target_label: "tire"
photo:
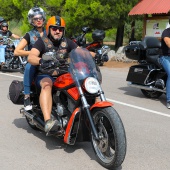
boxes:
[25,116,40,131]
[19,66,25,74]
[91,107,126,169]
[141,89,163,98]
[99,62,104,66]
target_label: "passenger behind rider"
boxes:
[0,22,20,39]
[27,15,78,135]
[14,6,46,111]
[160,21,170,109]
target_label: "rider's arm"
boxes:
[27,38,45,65]
[27,48,41,65]
[164,37,170,48]
[11,33,20,39]
[90,51,96,57]
[14,38,30,56]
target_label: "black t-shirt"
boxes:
[33,37,78,57]
[0,30,12,37]
[161,28,170,56]
[23,33,30,44]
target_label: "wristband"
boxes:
[39,58,43,65]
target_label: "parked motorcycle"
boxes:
[0,36,26,73]
[125,36,166,98]
[9,48,126,169]
[71,27,110,66]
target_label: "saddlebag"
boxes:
[126,64,157,85]
[8,80,24,105]
[124,44,146,61]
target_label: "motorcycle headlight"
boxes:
[84,77,100,94]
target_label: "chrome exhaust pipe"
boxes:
[127,82,166,93]
[20,108,45,131]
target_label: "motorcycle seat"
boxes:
[146,54,162,69]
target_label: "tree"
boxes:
[0,0,141,48]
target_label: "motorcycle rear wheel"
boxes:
[91,107,126,169]
[141,89,163,98]
[99,62,104,66]
[19,66,25,74]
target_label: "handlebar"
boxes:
[97,45,110,56]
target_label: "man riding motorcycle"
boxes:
[27,15,78,135]
[0,22,20,39]
[0,16,6,29]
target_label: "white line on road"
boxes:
[0,72,23,79]
[1,72,170,118]
[107,98,170,118]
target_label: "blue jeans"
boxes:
[159,56,170,102]
[24,63,37,95]
[0,45,6,63]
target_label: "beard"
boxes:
[49,33,63,43]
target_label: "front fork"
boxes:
[79,85,109,141]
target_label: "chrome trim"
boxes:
[143,69,161,85]
[127,82,166,93]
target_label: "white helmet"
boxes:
[27,6,46,26]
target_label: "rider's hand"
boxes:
[59,58,65,65]
[94,53,101,60]
[39,59,59,69]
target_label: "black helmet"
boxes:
[0,17,5,24]
[27,6,46,26]
[1,22,8,27]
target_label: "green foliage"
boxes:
[124,19,143,41]
[9,20,23,36]
[0,0,143,47]
[105,28,117,41]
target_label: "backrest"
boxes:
[139,36,161,68]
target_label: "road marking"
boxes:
[107,98,170,118]
[0,72,23,79]
[1,72,169,118]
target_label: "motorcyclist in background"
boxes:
[0,22,20,39]
[0,18,20,66]
[14,6,46,111]
[0,17,6,29]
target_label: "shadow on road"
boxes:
[119,86,167,107]
[0,68,21,73]
[13,117,98,162]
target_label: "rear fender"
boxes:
[90,101,113,110]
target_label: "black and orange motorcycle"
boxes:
[9,48,126,169]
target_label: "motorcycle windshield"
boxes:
[69,48,98,82]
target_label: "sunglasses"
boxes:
[51,26,64,32]
[33,16,43,21]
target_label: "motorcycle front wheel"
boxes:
[91,107,126,169]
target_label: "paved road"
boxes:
[0,66,170,170]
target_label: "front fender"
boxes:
[90,101,113,110]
